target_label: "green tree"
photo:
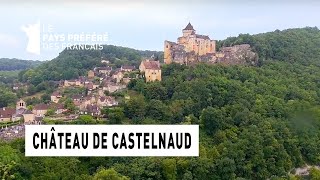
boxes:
[162,159,177,180]
[93,168,129,180]
[200,107,227,135]
[124,94,146,120]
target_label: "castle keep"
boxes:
[164,23,257,65]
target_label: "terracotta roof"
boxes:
[85,96,94,100]
[52,91,61,96]
[183,22,194,31]
[100,97,106,102]
[50,103,65,110]
[0,107,15,118]
[106,96,116,102]
[72,95,84,100]
[73,101,81,106]
[34,104,49,110]
[86,82,94,89]
[121,65,135,70]
[86,104,100,113]
[142,60,160,70]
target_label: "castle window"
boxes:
[166,45,168,48]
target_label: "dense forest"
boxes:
[1,27,320,179]
[0,58,42,71]
[217,26,320,65]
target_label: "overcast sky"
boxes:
[0,0,319,60]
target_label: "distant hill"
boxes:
[0,58,43,71]
[18,45,163,85]
[217,27,320,65]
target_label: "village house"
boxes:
[33,104,49,117]
[85,96,96,104]
[102,81,126,93]
[112,71,124,83]
[50,103,68,114]
[95,66,112,75]
[51,91,62,103]
[12,84,19,90]
[72,95,85,102]
[139,59,162,82]
[97,96,118,107]
[81,104,100,117]
[101,57,110,64]
[73,100,82,110]
[101,60,110,64]
[86,82,94,94]
[12,83,28,91]
[122,77,132,84]
[88,70,95,78]
[64,79,81,87]
[121,65,135,72]
[0,107,15,122]
[22,110,35,124]
[63,76,89,87]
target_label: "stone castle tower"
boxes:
[164,22,216,64]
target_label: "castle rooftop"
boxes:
[183,22,194,30]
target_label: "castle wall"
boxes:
[164,23,225,65]
[164,41,172,64]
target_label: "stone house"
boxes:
[102,82,125,93]
[22,110,35,124]
[112,71,124,83]
[33,104,49,117]
[121,65,135,72]
[95,66,112,75]
[51,91,62,103]
[97,96,118,107]
[82,104,100,117]
[88,70,95,78]
[50,103,68,114]
[0,107,15,122]
[139,59,161,82]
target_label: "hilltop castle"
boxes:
[164,23,257,65]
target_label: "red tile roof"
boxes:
[143,60,160,70]
[121,65,135,70]
[34,104,49,110]
[52,91,61,96]
[0,107,15,118]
